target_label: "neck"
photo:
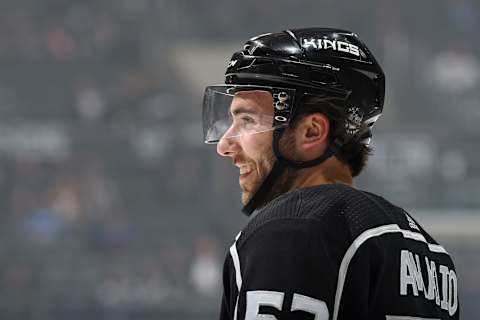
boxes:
[291,157,353,189]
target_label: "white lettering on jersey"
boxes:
[448,270,458,316]
[245,290,284,320]
[439,265,449,310]
[400,250,425,296]
[301,38,360,57]
[333,224,450,320]
[427,257,441,306]
[291,293,329,320]
[400,250,418,296]
[400,250,458,315]
[245,290,328,320]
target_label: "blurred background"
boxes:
[0,0,478,319]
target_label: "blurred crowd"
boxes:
[0,155,223,317]
[0,0,478,319]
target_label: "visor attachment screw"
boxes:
[274,91,289,110]
[275,101,287,110]
[278,91,289,101]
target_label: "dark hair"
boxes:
[292,95,373,177]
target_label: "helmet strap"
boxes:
[273,129,343,169]
[241,128,343,216]
[241,158,286,216]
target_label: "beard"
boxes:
[240,132,299,209]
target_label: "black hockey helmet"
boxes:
[203,28,385,215]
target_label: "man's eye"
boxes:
[240,116,255,125]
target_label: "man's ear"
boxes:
[295,113,330,151]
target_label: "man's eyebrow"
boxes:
[230,106,258,116]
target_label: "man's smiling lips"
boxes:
[239,166,252,175]
[239,172,253,187]
[236,164,254,185]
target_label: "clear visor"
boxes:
[202,85,292,144]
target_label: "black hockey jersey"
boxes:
[220,183,459,320]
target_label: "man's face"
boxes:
[216,90,277,204]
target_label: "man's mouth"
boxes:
[239,167,253,175]
[239,167,254,184]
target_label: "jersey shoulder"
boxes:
[238,183,426,248]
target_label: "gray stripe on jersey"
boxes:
[333,224,449,320]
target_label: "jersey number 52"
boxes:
[245,290,329,320]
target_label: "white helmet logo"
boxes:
[345,107,363,135]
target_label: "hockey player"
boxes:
[202,28,459,320]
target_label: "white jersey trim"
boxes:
[400,229,447,254]
[332,224,449,320]
[229,231,242,320]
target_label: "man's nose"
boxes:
[216,129,240,157]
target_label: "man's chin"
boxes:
[240,181,259,205]
[240,168,298,208]
[241,191,252,205]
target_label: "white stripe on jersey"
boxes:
[400,229,448,254]
[333,224,449,320]
[229,231,242,320]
